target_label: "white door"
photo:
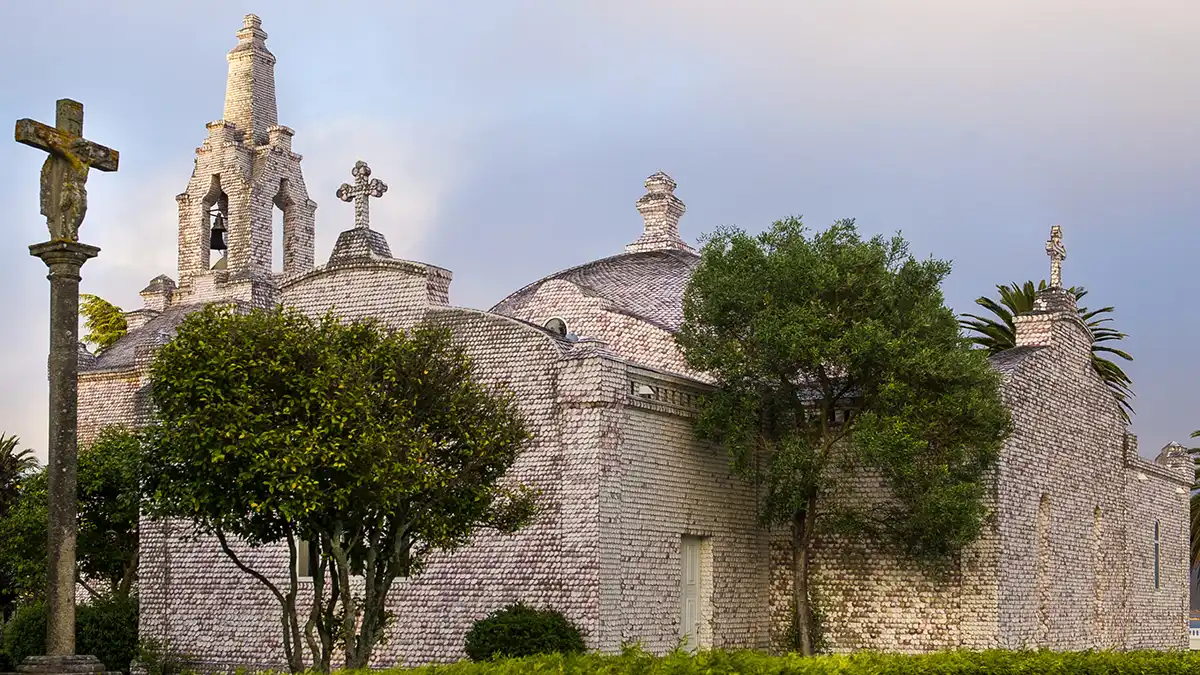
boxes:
[680,536,701,649]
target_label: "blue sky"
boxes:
[2,1,1197,462]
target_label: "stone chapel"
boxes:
[75,15,1192,670]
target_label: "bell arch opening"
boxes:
[201,174,229,272]
[273,179,294,276]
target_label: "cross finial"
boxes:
[336,161,387,229]
[1045,225,1066,288]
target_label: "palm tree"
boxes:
[0,434,37,519]
[959,280,1134,422]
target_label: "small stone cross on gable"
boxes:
[336,160,387,229]
[1045,225,1066,287]
[15,99,119,242]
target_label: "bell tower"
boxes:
[173,14,317,308]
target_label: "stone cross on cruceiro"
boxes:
[336,160,387,229]
[1045,225,1066,288]
[12,99,120,675]
[15,99,119,241]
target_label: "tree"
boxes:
[676,218,1011,655]
[0,427,143,604]
[959,281,1134,422]
[80,294,128,354]
[0,434,38,622]
[144,305,535,673]
[0,434,37,519]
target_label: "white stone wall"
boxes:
[607,365,769,652]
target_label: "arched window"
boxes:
[1153,520,1160,590]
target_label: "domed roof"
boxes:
[491,172,700,333]
[490,248,699,332]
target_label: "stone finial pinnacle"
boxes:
[626,171,694,254]
[1046,225,1066,288]
[243,13,262,29]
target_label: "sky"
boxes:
[1,1,1197,463]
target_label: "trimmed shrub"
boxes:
[78,596,138,674]
[137,637,198,675]
[463,602,586,661]
[1,597,137,674]
[0,601,44,670]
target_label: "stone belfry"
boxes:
[173,14,316,307]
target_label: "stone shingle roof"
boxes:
[490,248,700,332]
[988,345,1044,377]
[81,302,218,373]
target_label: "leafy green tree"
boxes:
[959,281,1134,422]
[80,294,128,354]
[0,427,143,604]
[0,434,38,622]
[676,218,1011,655]
[144,306,535,673]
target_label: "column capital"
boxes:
[29,240,100,276]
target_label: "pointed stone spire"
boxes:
[223,14,278,146]
[626,172,695,254]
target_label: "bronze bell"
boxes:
[209,212,228,251]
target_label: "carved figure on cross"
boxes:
[1045,225,1066,288]
[336,160,387,229]
[15,99,119,242]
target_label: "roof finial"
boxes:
[625,171,694,254]
[1045,225,1066,288]
[336,160,388,229]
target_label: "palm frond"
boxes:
[959,279,1134,423]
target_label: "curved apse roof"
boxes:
[491,171,700,333]
[490,248,700,333]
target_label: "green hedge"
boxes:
[0,597,138,674]
[388,646,1200,674]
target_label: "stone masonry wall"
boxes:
[610,365,769,652]
[1123,456,1190,649]
[992,300,1188,651]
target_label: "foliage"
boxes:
[1,597,138,674]
[0,434,37,519]
[0,426,143,603]
[463,602,586,662]
[960,280,1134,422]
[676,218,1011,654]
[137,637,199,675]
[80,293,128,354]
[0,434,38,621]
[343,647,1200,674]
[144,305,536,673]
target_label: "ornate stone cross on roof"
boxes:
[1045,225,1066,287]
[15,99,119,242]
[336,160,387,229]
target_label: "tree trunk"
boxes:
[791,498,818,656]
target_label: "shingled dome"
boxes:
[491,171,699,333]
[490,248,699,332]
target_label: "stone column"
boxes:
[23,240,112,674]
